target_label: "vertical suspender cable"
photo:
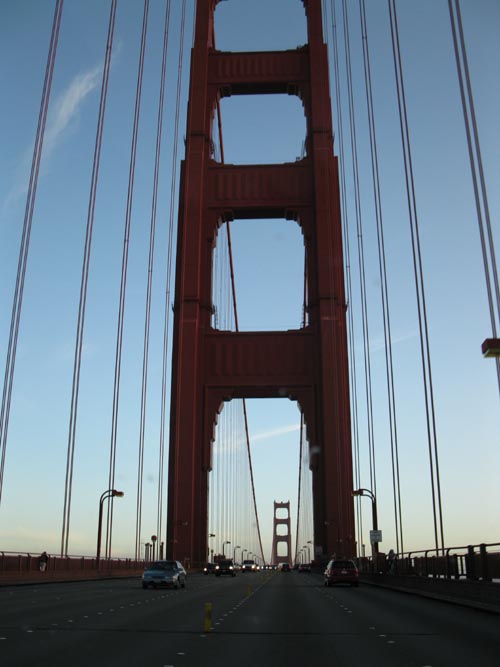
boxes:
[135,0,170,559]
[106,0,149,559]
[61,0,117,556]
[329,0,363,555]
[154,0,172,560]
[62,3,117,556]
[388,0,445,555]
[320,0,346,537]
[448,0,500,395]
[160,0,187,547]
[0,0,64,508]
[341,0,377,500]
[359,0,403,554]
[135,0,172,561]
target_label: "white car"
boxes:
[142,560,187,589]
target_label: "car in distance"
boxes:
[142,560,187,589]
[278,562,291,572]
[241,559,257,572]
[324,559,359,587]
[298,563,311,573]
[215,559,236,576]
[203,563,216,575]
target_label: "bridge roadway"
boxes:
[1,571,498,666]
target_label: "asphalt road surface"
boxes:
[1,571,498,666]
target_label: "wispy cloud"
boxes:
[369,329,418,353]
[2,63,102,213]
[214,422,303,457]
[250,423,302,443]
[44,65,102,157]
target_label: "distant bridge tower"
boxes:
[167,0,355,567]
[271,501,292,566]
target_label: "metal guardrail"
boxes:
[0,550,146,576]
[357,542,500,582]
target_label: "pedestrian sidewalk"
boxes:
[361,573,500,614]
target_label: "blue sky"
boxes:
[0,0,499,561]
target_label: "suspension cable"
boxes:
[61,0,117,556]
[160,0,188,551]
[329,0,363,555]
[154,0,173,561]
[359,0,403,554]
[341,0,377,500]
[0,0,64,509]
[448,0,500,395]
[388,0,445,555]
[106,0,150,559]
[134,0,172,561]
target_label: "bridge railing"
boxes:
[357,542,500,581]
[0,551,146,581]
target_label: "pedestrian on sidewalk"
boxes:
[39,551,49,572]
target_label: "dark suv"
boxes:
[324,559,359,587]
[215,559,236,576]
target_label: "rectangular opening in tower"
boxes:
[212,218,308,332]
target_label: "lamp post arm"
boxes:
[96,489,123,565]
[96,493,110,564]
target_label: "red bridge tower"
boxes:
[167,0,354,567]
[271,501,292,566]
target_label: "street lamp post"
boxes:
[96,489,124,565]
[208,533,215,562]
[233,545,241,563]
[241,549,247,561]
[353,488,379,559]
[222,540,231,557]
[303,544,311,563]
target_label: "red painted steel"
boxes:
[167,0,354,567]
[271,501,292,566]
